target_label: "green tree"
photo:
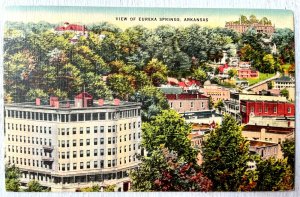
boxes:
[228,69,237,79]
[5,164,21,192]
[107,74,134,100]
[104,184,116,192]
[130,110,211,191]
[280,88,289,99]
[201,114,250,191]
[143,59,168,86]
[80,185,101,192]
[129,86,169,122]
[192,67,207,84]
[255,157,293,191]
[281,138,295,173]
[25,180,43,192]
[214,100,224,112]
[142,110,197,162]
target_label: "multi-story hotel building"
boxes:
[225,22,275,35]
[4,92,142,192]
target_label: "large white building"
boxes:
[4,92,142,191]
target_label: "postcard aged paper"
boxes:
[1,3,297,195]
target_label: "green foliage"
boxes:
[280,88,289,99]
[142,110,197,162]
[255,157,293,191]
[143,58,168,86]
[201,114,250,191]
[214,100,224,111]
[104,184,116,192]
[131,110,212,191]
[192,67,207,84]
[5,164,21,192]
[80,184,101,192]
[25,180,43,192]
[281,138,295,172]
[228,69,237,78]
[107,74,134,100]
[129,86,169,121]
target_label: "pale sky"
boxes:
[4,6,294,30]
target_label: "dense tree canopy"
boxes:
[201,114,250,191]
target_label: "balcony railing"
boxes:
[42,157,54,162]
[43,145,54,151]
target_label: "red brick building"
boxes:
[165,93,209,113]
[238,68,259,79]
[225,22,275,35]
[240,100,295,124]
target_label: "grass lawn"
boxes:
[245,72,276,86]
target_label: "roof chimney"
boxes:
[36,98,41,106]
[114,99,120,106]
[98,99,104,106]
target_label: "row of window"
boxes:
[7,124,51,134]
[58,133,141,147]
[57,122,141,135]
[8,157,52,169]
[7,146,50,157]
[170,101,206,108]
[6,109,141,122]
[58,156,136,171]
[58,144,140,159]
[7,135,52,146]
[249,106,292,113]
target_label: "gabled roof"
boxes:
[55,23,87,32]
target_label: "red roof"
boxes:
[75,92,93,99]
[178,81,186,87]
[55,23,87,32]
[219,64,229,73]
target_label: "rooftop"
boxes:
[239,94,287,102]
[242,124,294,134]
[5,100,141,111]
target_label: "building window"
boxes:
[100,126,104,133]
[86,162,90,169]
[108,137,111,144]
[94,138,98,145]
[251,107,254,112]
[73,163,77,170]
[94,149,98,156]
[94,161,98,168]
[274,106,277,113]
[100,149,104,156]
[86,127,90,134]
[80,127,83,134]
[265,106,268,113]
[287,107,291,113]
[108,126,112,133]
[72,127,76,134]
[80,150,83,157]
[94,126,98,133]
[86,150,90,157]
[80,139,83,146]
[108,148,111,155]
[100,138,104,144]
[191,102,194,108]
[86,139,90,146]
[80,162,84,169]
[73,151,77,158]
[73,139,76,147]
[108,160,111,167]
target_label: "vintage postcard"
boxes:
[3,6,295,192]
